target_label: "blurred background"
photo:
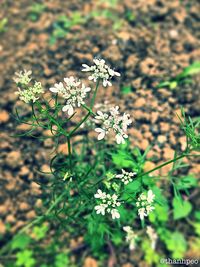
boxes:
[0,0,200,266]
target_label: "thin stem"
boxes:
[31,102,40,126]
[92,153,195,187]
[0,191,67,255]
[20,191,67,234]
[90,79,100,109]
[82,104,95,116]
[69,111,91,136]
[67,136,72,171]
[137,153,188,178]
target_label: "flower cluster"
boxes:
[94,189,121,219]
[95,106,132,144]
[146,226,158,250]
[116,169,137,185]
[123,226,138,250]
[49,76,90,115]
[136,190,155,220]
[82,58,120,87]
[14,70,44,103]
[13,69,32,85]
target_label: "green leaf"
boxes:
[193,223,200,236]
[111,231,123,245]
[55,253,70,267]
[11,233,31,250]
[0,18,8,33]
[125,180,141,193]
[118,205,137,223]
[33,224,48,240]
[173,198,192,220]
[179,61,200,78]
[112,150,135,168]
[121,180,141,201]
[195,211,200,221]
[149,203,169,223]
[164,232,187,258]
[157,81,171,88]
[176,175,197,190]
[169,81,177,89]
[16,250,35,267]
[152,187,168,206]
[121,85,132,94]
[142,240,160,264]
[86,215,109,251]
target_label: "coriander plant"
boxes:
[2,58,199,265]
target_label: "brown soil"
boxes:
[0,0,200,266]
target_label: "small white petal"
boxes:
[49,87,59,93]
[62,105,74,116]
[98,132,106,140]
[114,71,120,76]
[102,80,108,87]
[88,76,94,80]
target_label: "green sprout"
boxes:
[0,18,8,33]
[157,61,200,90]
[28,3,46,21]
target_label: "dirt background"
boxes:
[0,0,200,266]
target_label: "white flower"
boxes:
[111,209,120,219]
[82,58,120,87]
[49,82,64,93]
[123,226,138,250]
[146,226,158,250]
[94,189,121,220]
[147,190,155,203]
[13,70,32,85]
[95,204,107,215]
[116,169,137,185]
[138,208,146,220]
[62,104,74,116]
[95,128,107,140]
[136,190,155,220]
[49,76,90,116]
[14,70,44,103]
[146,205,155,213]
[94,106,132,144]
[94,189,107,199]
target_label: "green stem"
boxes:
[19,191,67,234]
[0,191,67,255]
[69,111,91,136]
[82,104,95,116]
[137,153,188,178]
[67,136,72,171]
[92,153,192,187]
[31,102,40,126]
[90,79,100,109]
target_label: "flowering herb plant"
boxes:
[2,58,199,266]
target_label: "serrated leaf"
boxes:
[16,250,35,267]
[33,224,48,240]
